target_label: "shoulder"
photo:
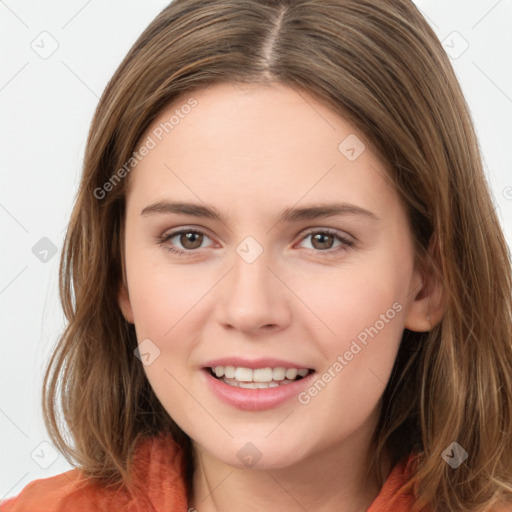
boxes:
[367,450,512,512]
[1,432,188,512]
[367,452,417,512]
[0,468,123,512]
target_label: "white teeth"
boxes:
[285,368,298,380]
[238,382,257,389]
[221,378,294,388]
[253,367,273,382]
[224,365,236,379]
[210,365,311,386]
[272,367,286,381]
[234,367,253,382]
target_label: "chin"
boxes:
[200,437,311,471]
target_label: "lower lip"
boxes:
[202,369,316,411]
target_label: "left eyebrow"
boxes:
[140,200,379,223]
[279,203,379,222]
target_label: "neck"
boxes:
[190,418,392,512]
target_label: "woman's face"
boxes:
[119,82,430,469]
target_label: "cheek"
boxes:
[125,245,212,337]
[302,251,409,345]
[126,259,204,421]
[300,248,409,394]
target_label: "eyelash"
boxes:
[157,227,355,258]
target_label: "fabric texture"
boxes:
[1,433,417,511]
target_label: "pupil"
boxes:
[313,233,332,249]
[182,232,202,249]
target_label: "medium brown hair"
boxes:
[43,0,512,510]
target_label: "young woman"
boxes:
[3,0,512,511]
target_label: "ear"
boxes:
[404,261,445,333]
[118,281,135,324]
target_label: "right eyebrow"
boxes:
[141,201,228,222]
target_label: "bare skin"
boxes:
[118,82,443,512]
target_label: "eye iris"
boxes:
[312,233,333,250]
[181,231,203,250]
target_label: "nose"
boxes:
[216,248,292,334]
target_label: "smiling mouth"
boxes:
[207,366,315,388]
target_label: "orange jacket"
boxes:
[1,433,417,511]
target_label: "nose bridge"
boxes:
[217,237,290,332]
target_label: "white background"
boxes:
[1,0,511,500]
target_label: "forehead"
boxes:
[126,82,398,219]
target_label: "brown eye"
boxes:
[159,228,213,256]
[298,229,354,255]
[179,231,204,250]
[310,232,335,250]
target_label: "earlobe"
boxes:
[118,282,135,324]
[404,266,445,332]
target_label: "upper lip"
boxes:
[202,357,314,370]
